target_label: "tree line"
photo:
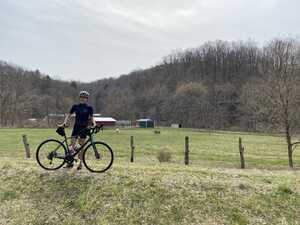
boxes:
[1,39,300,131]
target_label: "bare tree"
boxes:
[241,39,300,167]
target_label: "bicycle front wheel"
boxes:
[36,139,66,170]
[83,141,114,173]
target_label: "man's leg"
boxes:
[64,137,77,168]
[70,126,79,155]
[77,137,86,169]
[70,137,76,147]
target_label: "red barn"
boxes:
[94,117,117,126]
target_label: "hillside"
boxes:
[1,39,300,133]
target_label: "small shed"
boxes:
[137,119,154,128]
[94,117,117,126]
[171,124,179,128]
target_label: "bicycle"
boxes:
[36,125,114,173]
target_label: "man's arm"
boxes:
[59,105,75,127]
[63,113,72,126]
[90,115,96,127]
[58,113,72,127]
[89,107,96,127]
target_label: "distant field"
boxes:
[0,127,299,169]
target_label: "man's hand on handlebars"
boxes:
[90,124,104,134]
[57,122,69,128]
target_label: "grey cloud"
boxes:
[0,0,299,81]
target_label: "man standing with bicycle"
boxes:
[60,90,96,170]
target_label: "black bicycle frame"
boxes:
[61,134,92,156]
[51,126,101,160]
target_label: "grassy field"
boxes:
[0,127,299,169]
[1,128,300,225]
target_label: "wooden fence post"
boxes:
[22,135,30,158]
[130,136,135,162]
[185,136,189,165]
[239,137,245,169]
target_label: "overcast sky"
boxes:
[0,0,299,81]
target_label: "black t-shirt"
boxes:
[70,103,93,126]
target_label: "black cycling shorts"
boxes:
[71,125,88,139]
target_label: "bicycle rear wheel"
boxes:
[83,141,114,173]
[36,139,66,170]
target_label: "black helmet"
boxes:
[79,90,90,98]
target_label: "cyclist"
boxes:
[60,90,96,170]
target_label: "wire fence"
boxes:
[0,127,299,170]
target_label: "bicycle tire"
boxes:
[83,141,114,173]
[36,139,67,170]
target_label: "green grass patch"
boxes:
[1,128,300,224]
[0,127,298,169]
[1,160,300,225]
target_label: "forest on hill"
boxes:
[1,38,300,132]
